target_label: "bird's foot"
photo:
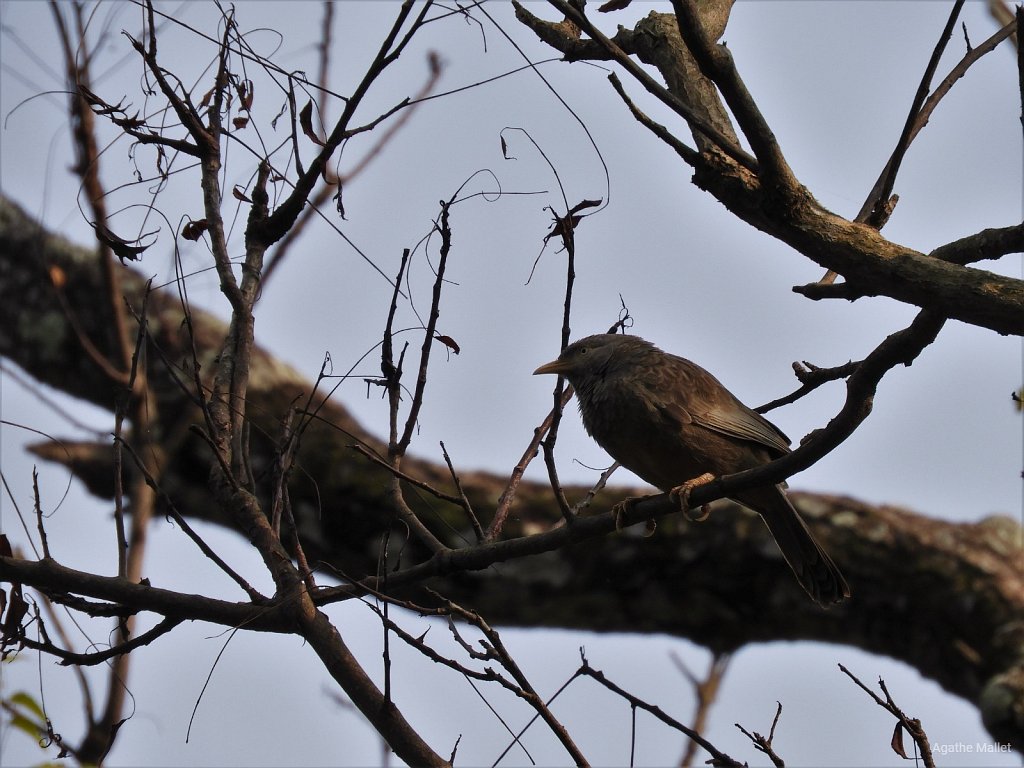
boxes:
[612,496,640,531]
[612,494,661,531]
[685,504,712,522]
[669,472,716,521]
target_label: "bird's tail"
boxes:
[735,485,850,607]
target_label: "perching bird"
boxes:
[533,333,850,607]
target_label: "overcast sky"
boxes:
[1,1,1021,766]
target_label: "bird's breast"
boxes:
[576,378,706,491]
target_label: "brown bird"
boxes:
[534,333,850,606]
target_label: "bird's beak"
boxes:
[533,359,568,376]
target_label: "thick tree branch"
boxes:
[1,197,1021,748]
[516,1,754,168]
[518,6,1023,335]
[928,223,1024,266]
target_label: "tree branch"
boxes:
[1,198,1022,749]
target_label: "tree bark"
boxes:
[1,195,1022,748]
[513,4,1024,336]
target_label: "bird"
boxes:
[533,332,850,607]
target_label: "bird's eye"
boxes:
[579,347,588,355]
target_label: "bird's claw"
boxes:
[684,504,711,522]
[669,472,716,521]
[611,496,638,531]
[612,494,661,531]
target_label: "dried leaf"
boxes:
[112,112,145,130]
[90,221,155,263]
[569,198,602,215]
[233,116,249,130]
[199,85,216,109]
[232,186,252,204]
[1,582,27,650]
[543,214,583,245]
[236,78,254,112]
[299,100,325,147]
[181,218,209,241]
[500,135,514,160]
[598,0,633,10]
[890,722,909,759]
[0,533,11,558]
[435,334,460,354]
[78,84,105,108]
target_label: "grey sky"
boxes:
[0,1,1020,765]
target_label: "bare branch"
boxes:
[735,701,786,768]
[522,0,756,170]
[858,1,966,227]
[669,0,797,192]
[18,616,182,667]
[840,664,936,768]
[578,651,743,767]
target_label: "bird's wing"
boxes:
[694,405,791,456]
[649,354,791,456]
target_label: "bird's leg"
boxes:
[669,472,716,522]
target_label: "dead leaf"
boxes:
[333,187,346,219]
[598,0,633,10]
[90,221,156,263]
[1,582,27,653]
[299,100,325,146]
[235,78,254,112]
[435,334,461,354]
[233,116,249,130]
[232,186,252,204]
[890,722,909,759]
[181,219,209,241]
[569,198,602,215]
[543,214,583,246]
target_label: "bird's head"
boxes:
[533,333,653,386]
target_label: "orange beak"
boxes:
[533,359,569,376]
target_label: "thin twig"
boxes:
[439,441,484,542]
[578,651,743,768]
[487,384,573,541]
[117,437,266,602]
[351,444,462,506]
[672,650,732,768]
[735,701,785,767]
[31,469,51,560]
[569,460,620,517]
[859,0,966,228]
[19,617,182,667]
[756,360,861,415]
[839,664,935,768]
[361,591,590,765]
[608,73,699,165]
